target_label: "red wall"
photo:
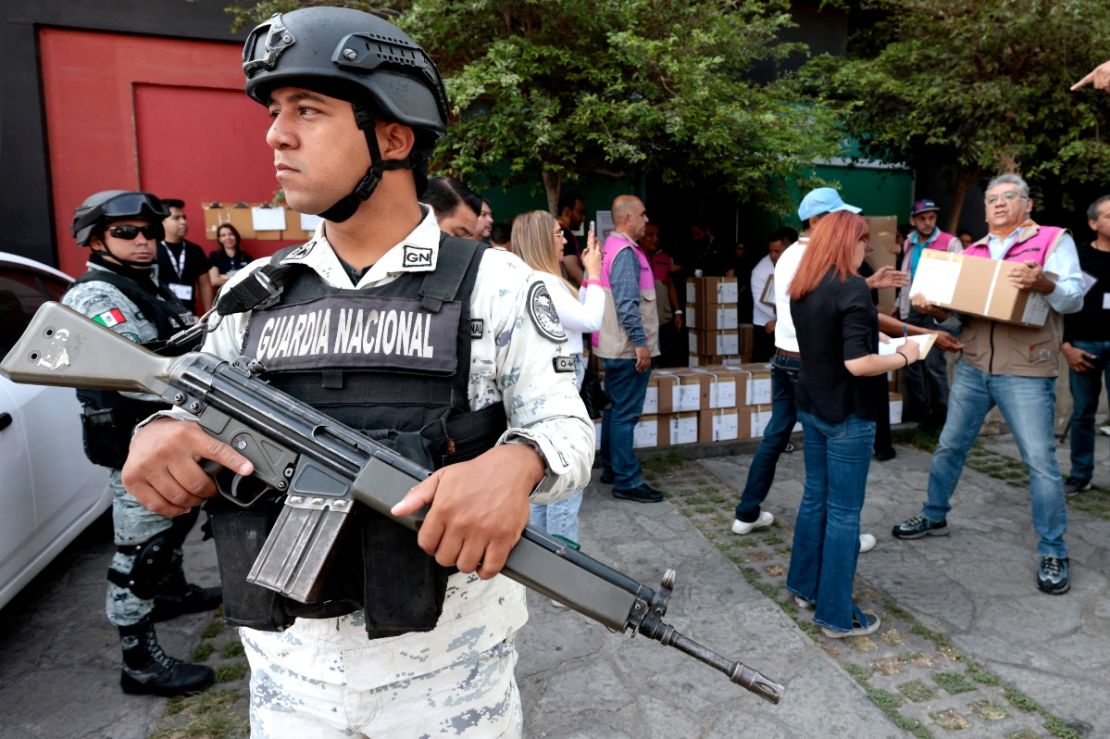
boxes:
[39,28,298,278]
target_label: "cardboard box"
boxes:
[689,330,740,356]
[864,216,899,316]
[688,304,739,331]
[649,371,700,413]
[688,354,742,368]
[686,277,739,306]
[669,412,699,445]
[739,324,754,362]
[633,415,669,449]
[889,392,903,425]
[740,363,772,405]
[692,365,749,409]
[911,249,1049,326]
[698,408,740,442]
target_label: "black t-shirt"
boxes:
[1064,243,1110,343]
[793,270,885,423]
[561,227,581,260]
[208,249,253,277]
[157,240,209,302]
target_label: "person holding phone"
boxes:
[512,211,604,546]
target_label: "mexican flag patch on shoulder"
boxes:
[93,308,127,327]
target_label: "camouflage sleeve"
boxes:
[472,251,594,504]
[62,277,162,402]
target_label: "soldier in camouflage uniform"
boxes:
[64,190,220,696]
[121,7,593,737]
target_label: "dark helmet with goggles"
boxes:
[241,7,449,220]
[72,190,168,247]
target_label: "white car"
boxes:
[0,252,111,610]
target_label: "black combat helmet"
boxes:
[71,190,168,247]
[241,7,450,220]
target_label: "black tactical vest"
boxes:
[209,235,507,638]
[69,267,197,467]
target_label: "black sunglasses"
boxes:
[106,224,161,240]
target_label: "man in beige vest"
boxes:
[596,195,663,503]
[892,174,1084,595]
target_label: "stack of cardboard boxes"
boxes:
[686,277,748,365]
[593,363,790,449]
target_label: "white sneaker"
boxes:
[859,533,877,553]
[1099,425,1110,437]
[550,598,567,609]
[731,511,774,535]
[793,595,814,610]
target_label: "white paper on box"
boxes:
[251,206,287,231]
[715,333,739,355]
[688,354,700,368]
[711,380,736,408]
[594,420,602,450]
[676,383,701,412]
[642,386,658,415]
[889,399,903,425]
[749,408,770,438]
[713,412,739,441]
[670,415,698,444]
[686,281,696,305]
[688,332,698,353]
[911,255,961,304]
[716,281,739,303]
[633,419,658,448]
[748,376,772,405]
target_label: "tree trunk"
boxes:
[946,164,981,233]
[542,170,561,215]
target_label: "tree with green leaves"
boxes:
[229,0,839,215]
[804,0,1110,229]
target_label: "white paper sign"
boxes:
[595,210,615,241]
[251,206,287,231]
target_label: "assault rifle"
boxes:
[2,302,784,704]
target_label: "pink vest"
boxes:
[963,226,1062,266]
[600,234,655,291]
[595,233,660,357]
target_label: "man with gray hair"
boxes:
[893,174,1084,595]
[1059,194,1110,496]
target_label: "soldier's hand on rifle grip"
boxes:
[123,417,254,517]
[392,443,543,579]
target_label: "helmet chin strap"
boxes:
[318,103,414,223]
[94,243,155,272]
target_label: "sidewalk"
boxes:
[0,430,1106,737]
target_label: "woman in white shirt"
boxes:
[513,210,604,545]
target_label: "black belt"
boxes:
[775,348,801,359]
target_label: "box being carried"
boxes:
[910,250,1050,326]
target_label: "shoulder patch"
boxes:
[402,243,434,269]
[469,318,484,339]
[92,308,127,328]
[552,355,576,373]
[527,282,567,343]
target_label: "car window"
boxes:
[0,268,57,356]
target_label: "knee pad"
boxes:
[109,531,176,599]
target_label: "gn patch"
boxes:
[527,282,567,343]
[469,319,484,339]
[402,244,434,269]
[552,355,576,373]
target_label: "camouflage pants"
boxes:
[242,616,523,737]
[105,469,175,627]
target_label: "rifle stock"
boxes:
[1,302,784,704]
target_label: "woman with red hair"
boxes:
[786,211,922,637]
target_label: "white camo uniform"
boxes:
[187,207,594,737]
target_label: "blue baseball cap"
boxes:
[797,187,861,222]
[910,198,939,216]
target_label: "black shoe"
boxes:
[891,514,949,539]
[119,620,214,697]
[612,484,664,503]
[874,447,897,462]
[151,584,222,623]
[599,472,614,485]
[1063,477,1091,496]
[1036,556,1070,595]
[783,442,795,454]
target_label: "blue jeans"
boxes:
[923,361,1067,558]
[1068,340,1110,481]
[786,411,875,633]
[600,358,652,489]
[734,352,800,522]
[531,354,586,541]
